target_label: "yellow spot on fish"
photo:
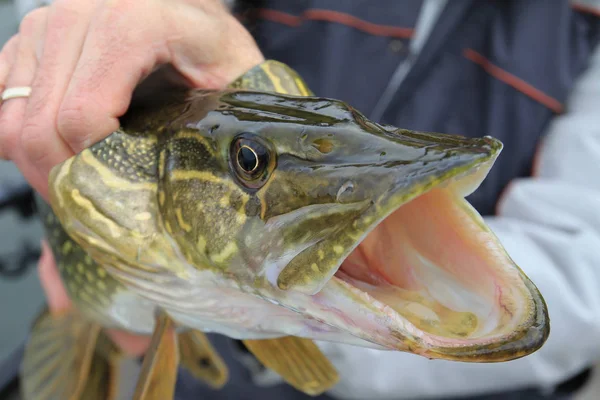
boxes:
[318,250,325,260]
[135,212,152,221]
[210,242,238,263]
[311,263,319,272]
[197,236,207,253]
[159,191,165,206]
[97,281,107,291]
[165,221,173,234]
[304,275,312,284]
[84,284,95,294]
[219,195,230,207]
[235,211,247,225]
[333,245,344,254]
[86,271,94,282]
[77,263,85,273]
[79,291,92,303]
[175,208,192,232]
[61,241,72,255]
[97,268,106,278]
[131,229,144,239]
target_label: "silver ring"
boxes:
[1,86,33,102]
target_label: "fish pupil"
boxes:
[238,146,259,172]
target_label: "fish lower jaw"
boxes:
[321,187,549,362]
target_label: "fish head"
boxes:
[156,90,549,362]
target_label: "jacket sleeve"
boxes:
[315,39,600,400]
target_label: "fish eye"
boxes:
[230,133,275,190]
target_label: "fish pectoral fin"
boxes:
[133,310,179,400]
[178,330,229,389]
[242,336,339,396]
[20,307,103,400]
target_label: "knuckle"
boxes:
[0,35,18,58]
[19,7,48,36]
[103,0,137,17]
[50,0,86,30]
[20,120,49,164]
[57,99,93,150]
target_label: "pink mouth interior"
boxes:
[334,188,527,341]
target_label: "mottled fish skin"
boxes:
[37,198,126,329]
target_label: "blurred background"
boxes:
[1,0,600,399]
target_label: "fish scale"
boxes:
[38,199,126,328]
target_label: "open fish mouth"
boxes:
[330,190,549,362]
[274,135,549,363]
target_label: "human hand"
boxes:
[5,0,263,357]
[0,0,264,201]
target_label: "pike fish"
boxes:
[21,60,549,399]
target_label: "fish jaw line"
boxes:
[269,151,549,362]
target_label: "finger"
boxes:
[0,35,19,159]
[57,0,263,155]
[0,8,47,165]
[38,240,72,313]
[56,0,167,155]
[0,35,19,94]
[20,1,98,184]
[164,3,264,88]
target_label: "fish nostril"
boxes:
[336,181,355,202]
[312,138,334,154]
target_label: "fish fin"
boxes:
[79,339,121,400]
[133,310,179,400]
[242,336,339,396]
[178,330,229,389]
[20,307,102,400]
[80,330,123,400]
